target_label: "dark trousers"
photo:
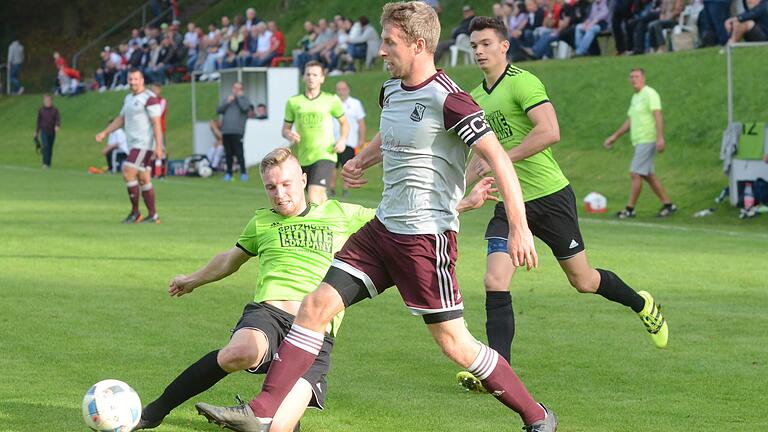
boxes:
[633,11,661,54]
[703,1,730,45]
[10,64,22,93]
[612,0,636,53]
[222,133,246,175]
[648,19,677,48]
[106,148,128,173]
[40,131,55,167]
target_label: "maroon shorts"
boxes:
[124,148,155,172]
[328,217,463,321]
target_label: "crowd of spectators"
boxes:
[44,0,765,95]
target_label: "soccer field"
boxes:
[1,166,766,431]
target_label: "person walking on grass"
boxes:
[604,68,677,218]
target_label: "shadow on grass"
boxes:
[0,400,208,431]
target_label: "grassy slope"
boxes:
[2,47,766,225]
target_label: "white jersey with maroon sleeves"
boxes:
[120,89,163,151]
[375,70,494,235]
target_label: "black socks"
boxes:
[485,291,515,363]
[596,269,645,313]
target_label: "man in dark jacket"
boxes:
[216,82,252,182]
[726,0,768,42]
[434,4,476,64]
[35,94,61,168]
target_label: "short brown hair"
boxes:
[260,147,299,174]
[468,16,509,41]
[630,68,646,76]
[381,1,441,53]
[304,60,325,75]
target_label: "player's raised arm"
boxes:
[342,132,382,188]
[168,247,251,297]
[473,134,538,270]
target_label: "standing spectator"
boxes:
[221,16,234,36]
[330,80,365,198]
[612,0,637,55]
[346,16,381,70]
[434,5,476,65]
[574,0,609,55]
[647,0,686,51]
[603,68,677,218]
[35,94,60,168]
[184,23,199,71]
[725,0,768,43]
[145,39,162,82]
[95,69,165,224]
[217,82,252,182]
[8,38,25,94]
[245,7,262,30]
[701,0,731,45]
[101,119,129,174]
[282,61,348,204]
[129,29,143,48]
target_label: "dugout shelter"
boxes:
[190,67,299,167]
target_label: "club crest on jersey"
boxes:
[410,103,426,122]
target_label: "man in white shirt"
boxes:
[102,122,128,173]
[331,81,366,197]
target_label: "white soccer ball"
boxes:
[82,379,142,431]
[583,191,608,213]
[198,165,213,178]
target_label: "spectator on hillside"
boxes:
[57,65,81,95]
[647,0,686,52]
[560,0,593,49]
[128,41,145,69]
[523,0,546,46]
[8,38,25,95]
[145,39,162,82]
[129,28,143,48]
[293,18,335,72]
[239,25,261,66]
[434,5,476,65]
[245,7,262,30]
[346,16,380,70]
[221,47,239,69]
[297,20,317,52]
[221,16,234,36]
[53,51,67,91]
[207,23,220,40]
[148,36,177,83]
[701,0,731,45]
[629,0,667,54]
[229,26,247,55]
[327,18,353,73]
[267,21,286,63]
[95,49,117,91]
[726,0,768,42]
[35,94,60,168]
[574,0,609,55]
[253,22,276,66]
[102,118,128,174]
[612,0,637,55]
[184,22,199,71]
[529,0,574,58]
[168,21,183,49]
[506,1,531,61]
[423,0,443,14]
[493,2,506,19]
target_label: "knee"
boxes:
[436,337,473,367]
[298,289,337,326]
[568,272,598,293]
[484,272,509,292]
[218,343,261,371]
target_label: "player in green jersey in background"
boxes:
[283,61,349,205]
[456,16,669,393]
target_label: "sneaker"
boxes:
[240,173,249,182]
[223,174,232,182]
[616,207,636,219]
[122,213,143,224]
[131,416,162,430]
[657,203,678,217]
[456,371,487,393]
[523,404,558,432]
[637,290,669,348]
[195,395,271,432]
[140,214,160,224]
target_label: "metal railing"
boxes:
[71,1,180,69]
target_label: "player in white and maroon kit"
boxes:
[195,3,557,432]
[96,68,164,224]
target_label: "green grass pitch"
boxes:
[0,164,766,431]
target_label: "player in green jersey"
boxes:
[283,60,349,205]
[456,16,669,393]
[134,148,498,431]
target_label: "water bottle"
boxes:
[743,182,755,209]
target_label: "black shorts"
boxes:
[485,185,585,260]
[302,160,335,188]
[232,302,334,409]
[745,24,768,42]
[336,146,356,168]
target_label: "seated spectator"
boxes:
[184,22,199,71]
[327,18,353,74]
[559,0,593,50]
[253,22,277,66]
[221,47,239,69]
[293,18,335,72]
[574,0,610,55]
[529,0,574,58]
[101,119,128,174]
[726,0,768,42]
[346,16,380,70]
[254,103,267,119]
[239,25,261,66]
[220,16,234,37]
[147,36,177,83]
[267,21,286,63]
[144,39,162,82]
[245,7,262,30]
[701,0,731,45]
[493,2,506,19]
[129,28,143,48]
[434,5,476,65]
[523,0,546,46]
[57,65,81,95]
[506,1,530,61]
[630,0,666,54]
[229,26,247,55]
[647,0,686,52]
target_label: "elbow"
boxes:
[549,129,561,144]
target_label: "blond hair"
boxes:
[381,1,441,53]
[260,147,299,174]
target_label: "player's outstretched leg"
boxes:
[133,350,229,430]
[431,318,557,431]
[560,253,668,348]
